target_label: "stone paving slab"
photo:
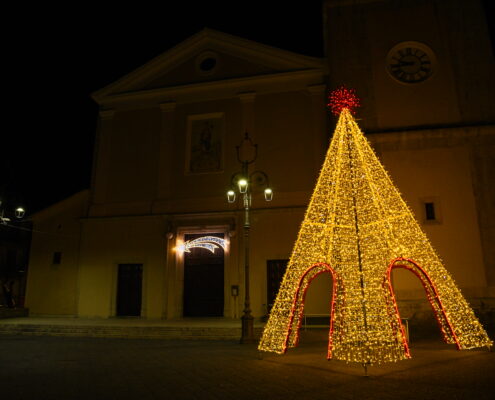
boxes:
[0,331,493,400]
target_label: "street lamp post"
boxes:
[0,198,27,309]
[227,132,273,344]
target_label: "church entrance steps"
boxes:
[0,317,264,340]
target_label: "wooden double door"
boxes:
[183,233,224,317]
[116,263,143,317]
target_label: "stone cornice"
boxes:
[237,92,256,103]
[99,110,115,120]
[368,124,495,151]
[95,69,327,108]
[325,0,385,7]
[82,205,307,222]
[159,102,177,112]
[307,83,327,95]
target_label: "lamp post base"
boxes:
[240,314,256,344]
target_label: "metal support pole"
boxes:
[230,133,270,345]
[241,191,255,343]
[362,363,369,377]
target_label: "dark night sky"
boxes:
[2,2,494,215]
[2,2,325,215]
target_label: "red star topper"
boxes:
[327,86,360,116]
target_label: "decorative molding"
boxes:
[185,112,225,175]
[159,102,176,112]
[325,0,383,7]
[195,51,220,76]
[99,110,115,120]
[368,124,495,150]
[307,84,327,95]
[96,69,327,108]
[238,92,256,103]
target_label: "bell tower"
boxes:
[323,0,495,319]
[323,0,495,131]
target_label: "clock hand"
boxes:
[399,61,416,66]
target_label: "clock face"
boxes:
[387,42,435,84]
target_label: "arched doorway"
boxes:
[283,262,340,359]
[384,257,460,354]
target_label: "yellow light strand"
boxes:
[258,108,492,364]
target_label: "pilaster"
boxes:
[157,102,177,201]
[91,110,115,207]
[307,84,328,178]
[238,92,256,136]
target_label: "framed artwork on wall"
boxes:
[186,112,224,174]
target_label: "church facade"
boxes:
[25,0,494,333]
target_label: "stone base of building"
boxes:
[0,307,29,319]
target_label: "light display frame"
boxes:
[258,91,492,365]
[176,236,227,254]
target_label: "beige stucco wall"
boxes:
[25,124,492,321]
[77,217,167,318]
[384,146,486,291]
[73,208,315,319]
[324,0,495,131]
[91,89,326,217]
[370,129,492,299]
[26,78,329,319]
[25,191,88,316]
[24,14,494,327]
[249,208,306,317]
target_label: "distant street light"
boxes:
[0,199,25,224]
[227,132,273,344]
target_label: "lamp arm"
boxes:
[249,170,270,188]
[236,132,258,165]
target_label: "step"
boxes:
[0,321,264,340]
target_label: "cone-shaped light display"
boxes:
[258,87,492,364]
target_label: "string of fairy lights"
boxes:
[258,87,492,364]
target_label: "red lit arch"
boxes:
[384,257,460,354]
[283,262,340,359]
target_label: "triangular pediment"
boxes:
[92,28,325,102]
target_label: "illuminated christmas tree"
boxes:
[258,87,492,365]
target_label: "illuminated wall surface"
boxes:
[259,105,492,364]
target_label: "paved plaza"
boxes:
[1,331,494,400]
